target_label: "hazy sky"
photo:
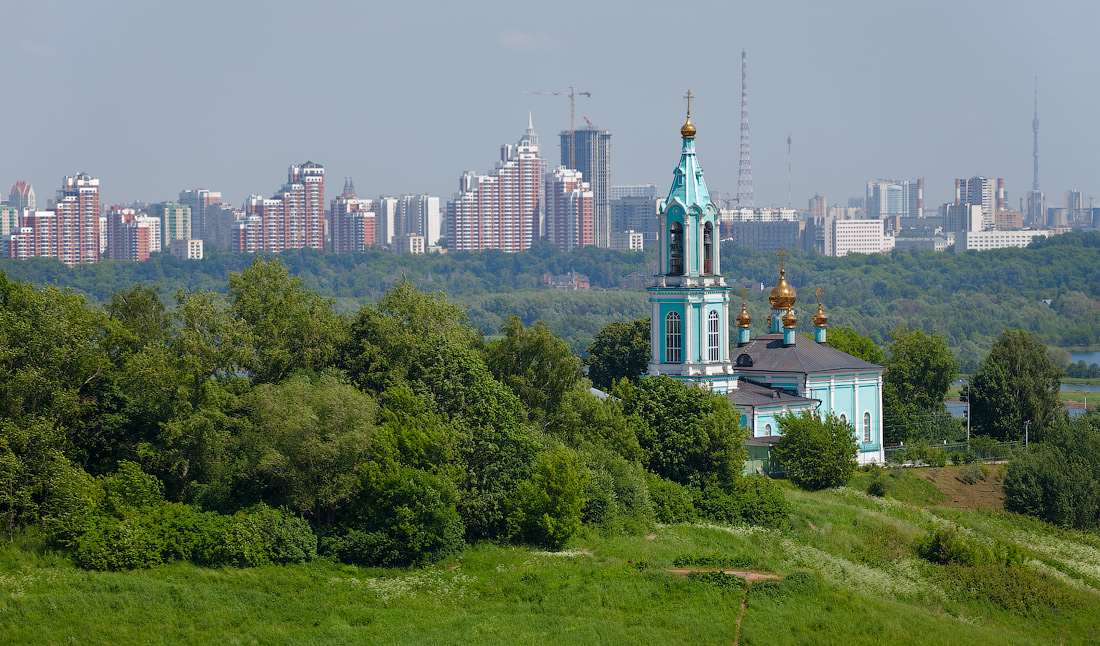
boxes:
[4,1,1098,212]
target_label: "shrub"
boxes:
[645,473,697,524]
[915,526,991,566]
[773,411,858,491]
[867,474,889,497]
[948,451,965,465]
[926,447,947,468]
[1003,419,1100,530]
[580,449,655,533]
[506,445,589,549]
[688,570,745,591]
[960,463,984,485]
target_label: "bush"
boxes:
[926,447,947,468]
[773,411,858,491]
[915,526,991,566]
[645,473,697,524]
[1003,418,1100,530]
[580,449,655,533]
[867,474,889,497]
[687,478,790,529]
[506,445,588,549]
[960,463,984,485]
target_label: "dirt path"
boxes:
[667,568,782,646]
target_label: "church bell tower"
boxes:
[647,92,738,392]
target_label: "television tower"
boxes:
[737,49,754,208]
[1032,72,1040,191]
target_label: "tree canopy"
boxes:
[968,329,1063,442]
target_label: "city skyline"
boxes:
[3,1,1099,211]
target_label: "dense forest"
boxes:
[2,231,1099,364]
[0,260,788,570]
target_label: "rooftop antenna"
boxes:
[737,49,755,209]
[1033,71,1040,192]
[787,134,792,208]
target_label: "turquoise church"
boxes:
[648,96,885,466]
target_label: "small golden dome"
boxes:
[736,302,752,327]
[680,115,696,139]
[813,302,829,327]
[769,268,797,310]
[782,308,797,329]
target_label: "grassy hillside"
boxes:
[3,468,1099,645]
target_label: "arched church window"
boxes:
[708,310,720,361]
[703,222,713,274]
[863,412,871,443]
[669,222,684,275]
[736,353,753,367]
[764,423,772,436]
[665,312,682,363]
[839,413,848,428]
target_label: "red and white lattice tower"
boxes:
[737,49,754,209]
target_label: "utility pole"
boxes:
[1024,420,1030,448]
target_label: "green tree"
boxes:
[1003,416,1100,529]
[341,278,481,393]
[506,444,589,549]
[615,376,746,489]
[172,289,253,411]
[882,327,959,443]
[232,371,377,526]
[586,318,650,391]
[545,386,642,461]
[104,284,169,356]
[228,257,345,384]
[486,315,583,425]
[969,329,1062,442]
[825,326,885,364]
[773,410,858,491]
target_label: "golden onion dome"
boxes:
[782,308,797,329]
[813,302,829,327]
[681,115,696,139]
[736,302,752,327]
[769,268,797,310]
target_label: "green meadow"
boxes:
[3,468,1098,645]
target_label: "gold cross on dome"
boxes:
[683,90,693,117]
[776,247,790,272]
[740,287,748,303]
[815,287,824,306]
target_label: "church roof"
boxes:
[727,378,820,408]
[664,97,713,214]
[734,334,883,374]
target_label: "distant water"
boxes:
[946,400,1086,420]
[1069,351,1100,365]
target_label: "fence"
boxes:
[883,438,1026,464]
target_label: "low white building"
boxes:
[822,217,894,257]
[954,229,1049,253]
[610,230,644,251]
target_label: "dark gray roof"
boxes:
[733,334,882,374]
[726,378,819,408]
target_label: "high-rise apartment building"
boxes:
[154,202,191,248]
[808,194,827,220]
[1025,190,1045,227]
[52,173,101,265]
[375,196,398,247]
[104,207,156,262]
[8,181,35,213]
[866,179,922,219]
[397,194,442,246]
[560,125,611,247]
[544,166,594,252]
[178,188,221,240]
[610,195,661,246]
[330,180,376,254]
[955,177,1004,231]
[233,162,325,253]
[447,118,542,253]
[0,206,18,236]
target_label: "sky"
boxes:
[4,0,1099,212]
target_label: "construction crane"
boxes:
[523,86,591,169]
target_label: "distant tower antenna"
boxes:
[1032,72,1040,192]
[786,134,792,208]
[737,49,755,209]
